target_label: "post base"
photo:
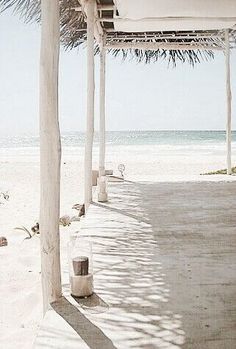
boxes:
[98,192,108,202]
[70,274,93,298]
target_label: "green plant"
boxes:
[15,226,38,240]
[201,166,236,175]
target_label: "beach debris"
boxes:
[0,237,8,247]
[1,192,9,200]
[15,214,77,239]
[59,213,81,226]
[118,163,125,178]
[0,191,9,205]
[15,226,38,240]
[31,222,40,234]
[59,215,71,226]
[201,166,236,175]
[72,204,85,217]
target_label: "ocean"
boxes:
[1,130,236,148]
[0,131,235,178]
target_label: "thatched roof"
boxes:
[1,0,235,65]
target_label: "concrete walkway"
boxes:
[35,180,236,349]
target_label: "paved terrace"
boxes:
[35,180,236,349]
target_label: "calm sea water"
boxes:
[0,131,236,148]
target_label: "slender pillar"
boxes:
[225,29,232,175]
[99,39,106,177]
[84,0,95,209]
[39,0,62,313]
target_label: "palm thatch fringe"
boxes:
[0,0,218,65]
[102,47,214,67]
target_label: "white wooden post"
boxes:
[84,0,95,209]
[39,0,62,313]
[98,38,108,202]
[225,29,232,175]
[99,38,106,177]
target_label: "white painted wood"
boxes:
[80,0,103,43]
[99,16,236,23]
[39,0,62,313]
[105,33,224,40]
[113,0,236,32]
[99,39,106,177]
[225,29,232,175]
[74,4,115,11]
[104,28,225,37]
[99,15,236,32]
[115,0,236,19]
[84,0,95,209]
[94,1,104,41]
[98,176,108,202]
[105,42,223,51]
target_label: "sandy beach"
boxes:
[0,139,236,348]
[0,150,84,348]
[1,0,236,346]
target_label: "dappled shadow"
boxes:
[92,201,149,224]
[54,180,236,348]
[79,181,186,348]
[77,180,236,348]
[138,180,236,348]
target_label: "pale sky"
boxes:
[0,10,235,135]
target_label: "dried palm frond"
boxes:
[0,0,224,65]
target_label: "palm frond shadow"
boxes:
[92,201,150,224]
[80,181,185,348]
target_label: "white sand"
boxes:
[0,155,84,348]
[0,145,236,348]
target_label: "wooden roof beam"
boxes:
[98,16,236,23]
[105,41,224,51]
[105,34,224,40]
[73,4,115,11]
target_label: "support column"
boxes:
[98,39,108,202]
[225,29,232,175]
[99,39,106,177]
[39,0,62,313]
[84,0,95,209]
